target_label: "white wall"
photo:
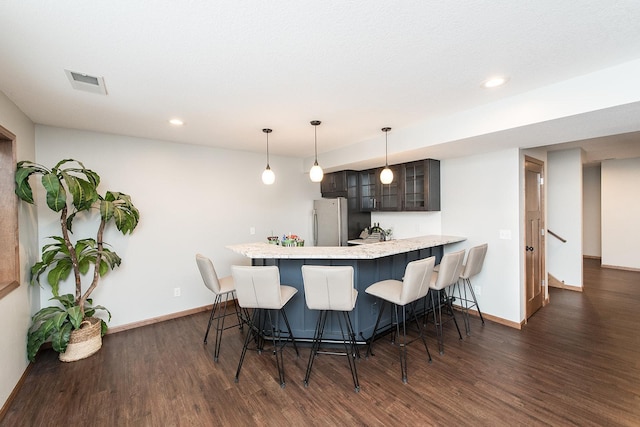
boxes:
[0,92,38,410]
[547,149,584,287]
[583,165,602,258]
[35,125,320,328]
[371,148,528,325]
[601,157,640,269]
[440,148,522,324]
[371,211,441,239]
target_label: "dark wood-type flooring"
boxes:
[2,259,639,426]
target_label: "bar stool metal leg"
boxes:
[337,311,360,392]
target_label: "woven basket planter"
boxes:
[59,317,103,362]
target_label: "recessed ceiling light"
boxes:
[169,118,184,126]
[482,76,509,88]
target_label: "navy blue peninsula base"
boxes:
[227,235,465,343]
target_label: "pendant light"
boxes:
[261,128,275,185]
[380,127,393,184]
[309,120,324,182]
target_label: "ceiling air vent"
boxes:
[64,69,108,95]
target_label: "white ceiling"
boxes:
[1,1,640,165]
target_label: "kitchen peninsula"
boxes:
[227,235,465,342]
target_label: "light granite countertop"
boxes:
[227,235,466,260]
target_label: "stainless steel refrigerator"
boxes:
[313,198,348,246]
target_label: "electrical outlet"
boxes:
[499,229,512,240]
[474,285,481,296]
[370,302,378,316]
[174,287,181,297]
[249,226,255,235]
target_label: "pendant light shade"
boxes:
[261,128,275,185]
[309,120,324,182]
[380,127,393,184]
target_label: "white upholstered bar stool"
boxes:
[452,243,488,335]
[195,254,244,362]
[231,265,299,388]
[301,265,360,392]
[429,249,465,355]
[365,256,436,384]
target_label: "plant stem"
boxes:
[60,205,83,305]
[79,217,106,316]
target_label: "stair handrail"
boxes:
[547,229,567,243]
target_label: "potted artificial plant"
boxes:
[16,159,140,362]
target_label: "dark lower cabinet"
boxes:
[252,245,444,342]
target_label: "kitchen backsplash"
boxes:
[371,211,442,239]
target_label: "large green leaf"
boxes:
[67,305,83,329]
[77,177,98,210]
[30,261,48,286]
[42,236,68,254]
[26,308,70,362]
[100,199,115,222]
[59,168,98,212]
[30,305,65,326]
[92,305,112,322]
[51,322,73,354]
[99,259,109,276]
[51,310,70,330]
[27,324,50,362]
[53,158,77,170]
[100,250,122,270]
[52,293,76,309]
[41,247,61,264]
[46,261,73,296]
[100,319,108,336]
[60,172,82,207]
[41,173,67,212]
[102,192,140,234]
[14,167,35,203]
[81,167,100,188]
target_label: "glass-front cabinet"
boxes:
[359,169,377,211]
[378,165,402,211]
[351,158,441,213]
[403,159,440,211]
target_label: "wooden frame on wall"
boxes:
[0,124,19,299]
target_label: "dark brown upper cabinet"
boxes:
[358,169,378,211]
[377,164,403,211]
[320,170,349,198]
[352,158,440,212]
[402,159,440,211]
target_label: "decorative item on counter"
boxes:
[282,234,304,247]
[359,228,370,239]
[384,228,393,241]
[369,223,386,241]
[267,236,280,245]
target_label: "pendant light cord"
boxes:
[263,128,272,168]
[311,120,321,165]
[382,127,391,167]
[314,125,318,164]
[385,131,388,166]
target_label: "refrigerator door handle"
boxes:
[312,209,318,246]
[336,199,343,246]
